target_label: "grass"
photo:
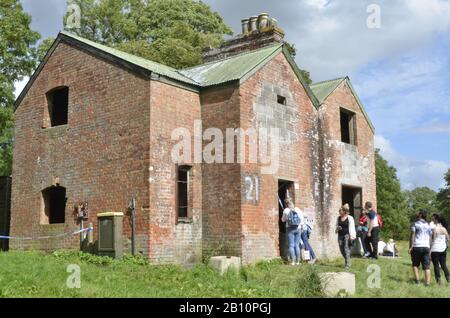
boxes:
[0,241,448,298]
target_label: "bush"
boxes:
[295,266,324,298]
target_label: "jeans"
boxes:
[338,234,351,269]
[431,251,450,282]
[301,229,316,260]
[358,230,369,254]
[287,226,301,262]
[367,227,380,258]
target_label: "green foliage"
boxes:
[404,187,439,222]
[437,169,450,225]
[2,243,449,298]
[284,42,313,85]
[375,149,409,240]
[0,0,40,176]
[63,0,233,69]
[295,265,324,297]
[36,37,56,63]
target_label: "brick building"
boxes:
[11,15,376,264]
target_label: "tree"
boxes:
[0,0,41,176]
[404,187,439,222]
[375,149,409,240]
[284,42,312,85]
[63,0,233,69]
[436,169,450,225]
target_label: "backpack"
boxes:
[288,210,301,227]
[377,214,383,229]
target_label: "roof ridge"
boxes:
[60,31,178,71]
[182,43,283,71]
[311,76,347,86]
[60,31,199,85]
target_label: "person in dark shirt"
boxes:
[336,204,356,271]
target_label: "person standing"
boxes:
[409,210,433,286]
[301,216,317,264]
[366,202,380,259]
[336,204,356,271]
[358,209,370,257]
[430,214,450,285]
[282,199,303,265]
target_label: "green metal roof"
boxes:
[15,30,374,131]
[60,31,199,86]
[180,44,283,86]
[310,76,375,132]
[310,77,346,104]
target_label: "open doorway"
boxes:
[341,185,362,219]
[278,180,295,260]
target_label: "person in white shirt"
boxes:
[281,199,303,265]
[409,210,433,285]
[430,214,450,284]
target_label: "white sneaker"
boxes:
[290,262,296,266]
[295,262,300,265]
[364,252,371,257]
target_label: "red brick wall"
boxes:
[10,40,376,265]
[149,80,202,264]
[11,42,151,254]
[200,84,243,257]
[239,53,320,264]
[318,80,377,258]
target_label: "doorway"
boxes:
[341,185,362,219]
[278,180,295,260]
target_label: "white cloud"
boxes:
[375,135,449,190]
[353,47,450,135]
[294,0,450,81]
[14,77,29,99]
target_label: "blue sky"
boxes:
[15,0,450,190]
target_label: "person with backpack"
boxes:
[336,204,356,271]
[282,199,303,265]
[366,202,380,259]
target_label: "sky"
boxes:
[14,0,450,191]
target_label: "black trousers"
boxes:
[431,251,450,282]
[366,227,380,258]
[358,230,369,254]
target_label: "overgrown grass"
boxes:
[0,242,448,298]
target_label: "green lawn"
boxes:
[0,242,448,298]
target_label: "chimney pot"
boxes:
[258,13,270,30]
[249,16,258,32]
[241,18,249,34]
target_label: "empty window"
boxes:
[277,95,286,105]
[342,186,362,218]
[46,87,69,127]
[340,108,356,145]
[41,186,66,224]
[177,166,192,219]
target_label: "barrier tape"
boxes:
[0,227,93,240]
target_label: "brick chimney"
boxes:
[203,13,285,63]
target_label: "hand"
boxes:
[408,247,412,254]
[368,232,372,238]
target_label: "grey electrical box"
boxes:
[97,212,123,259]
